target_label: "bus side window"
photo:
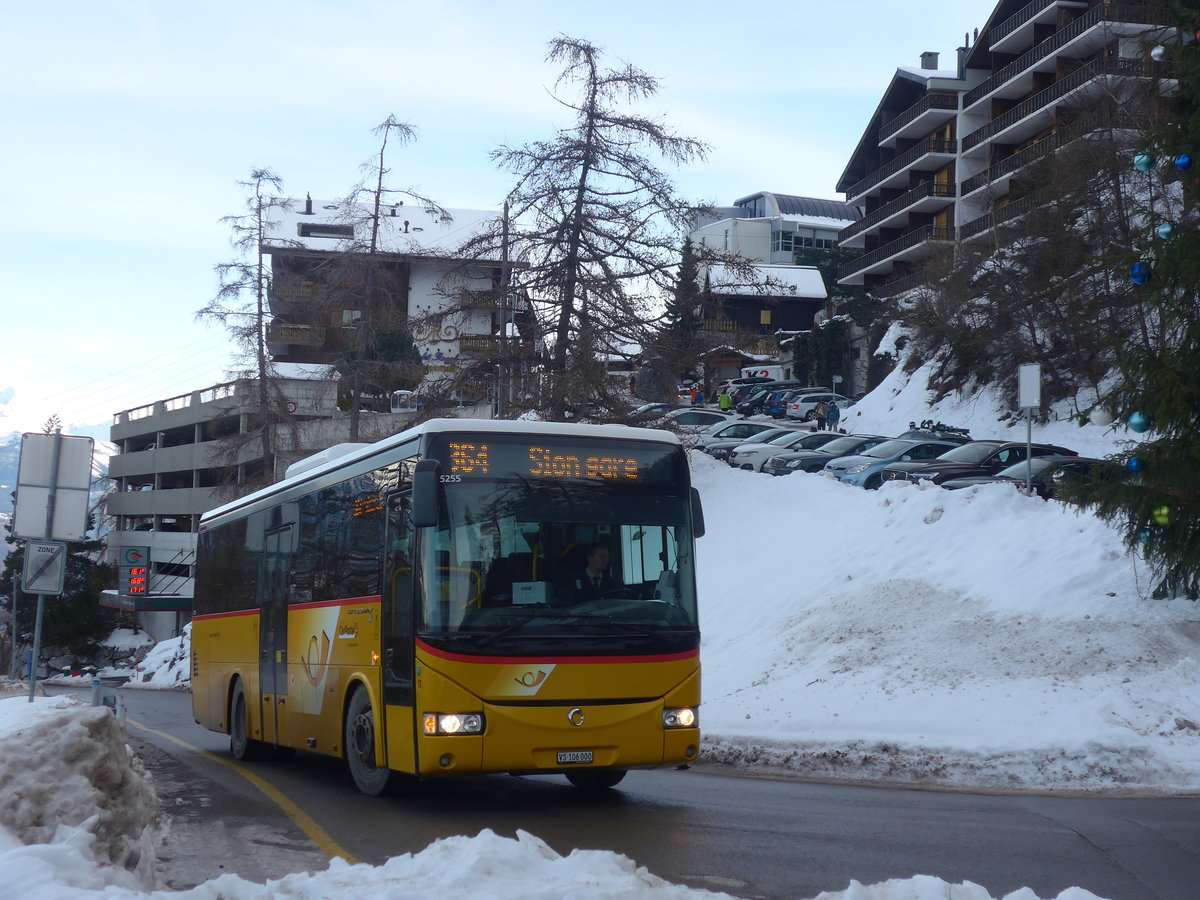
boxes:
[384,494,415,705]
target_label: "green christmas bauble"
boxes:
[1128,411,1150,433]
[1153,505,1172,526]
[1134,153,1156,172]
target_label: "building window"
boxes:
[760,310,772,326]
[341,309,362,326]
[298,223,354,239]
[772,230,795,252]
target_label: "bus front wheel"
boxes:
[229,679,270,761]
[565,768,627,790]
[345,687,398,796]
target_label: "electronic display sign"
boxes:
[430,435,682,486]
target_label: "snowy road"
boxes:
[107,688,1200,900]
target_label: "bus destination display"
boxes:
[448,441,640,481]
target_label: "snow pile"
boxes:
[0,696,161,892]
[128,626,191,690]
[694,450,1200,792]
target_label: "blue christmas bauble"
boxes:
[1127,456,1145,473]
[1176,154,1193,172]
[1128,411,1151,433]
[1157,222,1175,240]
[1138,528,1152,544]
[1130,261,1151,284]
[1134,153,1156,172]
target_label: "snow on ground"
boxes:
[0,364,1182,899]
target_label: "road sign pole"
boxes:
[9,574,19,680]
[27,594,46,703]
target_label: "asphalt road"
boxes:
[67,686,1200,900]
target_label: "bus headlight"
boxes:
[663,707,697,729]
[422,713,485,736]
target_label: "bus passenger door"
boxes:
[382,494,416,774]
[259,525,292,746]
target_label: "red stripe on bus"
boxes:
[416,638,698,666]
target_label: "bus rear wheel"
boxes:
[565,768,627,790]
[345,686,398,796]
[229,679,270,761]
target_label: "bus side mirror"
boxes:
[690,487,706,539]
[412,459,441,528]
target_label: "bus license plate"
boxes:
[557,751,593,765]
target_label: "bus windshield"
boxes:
[419,436,698,655]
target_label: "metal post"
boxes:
[1026,414,1033,496]
[28,594,45,703]
[28,432,64,702]
[9,573,19,680]
[497,200,511,419]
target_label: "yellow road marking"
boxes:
[127,718,358,864]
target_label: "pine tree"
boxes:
[1075,10,1200,598]
[468,37,708,419]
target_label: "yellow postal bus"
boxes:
[191,418,704,794]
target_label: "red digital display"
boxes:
[125,566,149,595]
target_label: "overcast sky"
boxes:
[1,0,1000,434]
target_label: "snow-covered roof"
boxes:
[263,198,501,259]
[706,263,827,299]
[896,65,962,83]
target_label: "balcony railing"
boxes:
[698,318,740,334]
[960,130,1067,194]
[269,278,318,299]
[836,226,953,281]
[838,182,955,242]
[989,0,1057,46]
[458,335,536,357]
[867,271,934,299]
[959,194,1042,240]
[965,1,1172,109]
[962,57,1158,151]
[844,139,958,200]
[879,94,959,143]
[266,322,326,347]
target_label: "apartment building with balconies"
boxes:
[836,0,1175,296]
[835,52,966,296]
[104,369,420,637]
[264,198,536,403]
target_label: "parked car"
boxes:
[940,455,1104,499]
[704,424,807,460]
[785,392,854,421]
[694,420,787,449]
[880,440,1078,486]
[661,408,734,443]
[761,389,798,419]
[761,434,890,475]
[728,429,842,471]
[734,386,775,416]
[821,438,961,489]
[628,402,674,424]
[895,426,973,446]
